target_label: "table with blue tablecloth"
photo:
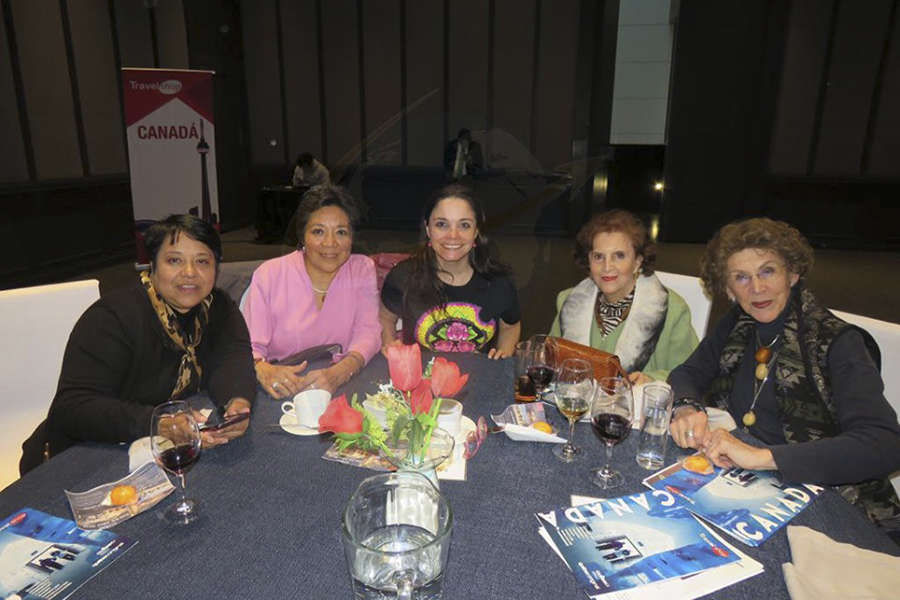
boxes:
[2,352,896,599]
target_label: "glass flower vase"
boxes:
[381,427,455,488]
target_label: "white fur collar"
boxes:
[559,274,669,371]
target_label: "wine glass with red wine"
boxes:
[526,334,557,401]
[590,377,633,489]
[151,400,202,524]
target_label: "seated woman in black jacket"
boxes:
[21,215,256,474]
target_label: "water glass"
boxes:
[635,383,674,470]
[342,471,452,599]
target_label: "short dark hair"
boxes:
[144,214,223,271]
[297,152,314,167]
[295,185,362,240]
[574,209,656,275]
[457,128,471,140]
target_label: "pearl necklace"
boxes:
[742,332,780,428]
[311,285,328,295]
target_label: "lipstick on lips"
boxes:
[751,300,772,309]
[601,275,617,282]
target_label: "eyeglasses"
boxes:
[727,263,786,288]
[463,416,488,460]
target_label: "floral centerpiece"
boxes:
[317,344,468,470]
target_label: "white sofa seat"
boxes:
[0,280,100,491]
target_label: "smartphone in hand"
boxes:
[199,411,250,431]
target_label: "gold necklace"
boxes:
[742,332,780,428]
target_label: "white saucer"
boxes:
[279,413,321,436]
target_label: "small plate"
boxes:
[279,413,320,436]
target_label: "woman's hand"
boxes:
[701,429,776,471]
[295,368,341,395]
[669,406,709,450]
[255,360,308,398]
[627,371,652,385]
[490,319,520,360]
[487,347,509,359]
[294,353,364,394]
[198,398,252,447]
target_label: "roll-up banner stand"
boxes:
[121,68,218,266]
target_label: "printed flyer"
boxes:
[536,490,740,595]
[643,456,825,546]
[0,508,135,599]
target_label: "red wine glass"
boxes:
[526,334,557,401]
[590,377,633,489]
[151,400,202,524]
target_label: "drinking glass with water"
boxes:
[635,383,674,470]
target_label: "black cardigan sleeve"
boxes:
[47,300,155,444]
[204,293,257,409]
[770,329,900,484]
[667,310,737,404]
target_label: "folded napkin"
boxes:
[782,525,900,600]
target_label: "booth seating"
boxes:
[655,270,713,339]
[0,280,100,491]
[831,309,900,496]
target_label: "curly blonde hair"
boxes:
[700,217,814,298]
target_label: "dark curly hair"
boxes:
[700,217,814,298]
[294,185,362,243]
[574,209,656,275]
[401,184,510,326]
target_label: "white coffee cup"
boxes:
[436,399,463,437]
[281,389,331,427]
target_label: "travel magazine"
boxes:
[535,490,744,596]
[642,455,825,546]
[0,507,135,599]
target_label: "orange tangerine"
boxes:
[531,421,553,434]
[110,484,138,505]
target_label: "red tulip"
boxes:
[430,357,469,398]
[409,378,434,415]
[385,343,423,392]
[318,395,363,434]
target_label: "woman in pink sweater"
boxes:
[241,186,381,397]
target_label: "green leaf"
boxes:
[391,414,410,443]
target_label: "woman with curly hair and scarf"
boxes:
[669,217,900,533]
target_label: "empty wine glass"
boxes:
[526,334,557,401]
[590,377,633,489]
[151,400,202,524]
[552,358,593,463]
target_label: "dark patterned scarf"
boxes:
[140,271,212,400]
[594,289,635,337]
[707,285,899,528]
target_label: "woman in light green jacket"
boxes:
[550,210,698,384]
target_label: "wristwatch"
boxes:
[672,397,707,418]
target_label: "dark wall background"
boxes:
[2,0,898,287]
[664,0,900,248]
[0,0,250,284]
[240,0,590,177]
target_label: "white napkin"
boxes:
[128,436,155,472]
[782,525,900,600]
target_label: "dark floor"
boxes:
[62,224,900,339]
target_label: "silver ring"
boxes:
[686,430,695,439]
[272,381,280,388]
[308,383,316,390]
